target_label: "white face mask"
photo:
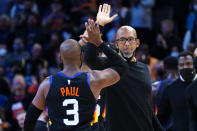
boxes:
[0,48,6,56]
[193,4,197,11]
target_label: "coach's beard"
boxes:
[121,51,134,63]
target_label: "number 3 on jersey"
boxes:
[63,99,79,125]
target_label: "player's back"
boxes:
[46,71,96,131]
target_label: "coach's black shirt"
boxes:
[84,43,163,131]
[46,72,96,131]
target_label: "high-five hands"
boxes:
[78,30,88,46]
[80,19,103,47]
[96,4,118,26]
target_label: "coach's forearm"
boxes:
[98,43,128,76]
[24,104,42,131]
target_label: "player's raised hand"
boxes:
[80,19,103,46]
[194,48,197,57]
[78,30,88,46]
[96,4,118,26]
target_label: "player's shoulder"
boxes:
[39,76,51,89]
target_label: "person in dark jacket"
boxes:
[81,4,164,131]
[157,51,197,131]
[186,48,197,131]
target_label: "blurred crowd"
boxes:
[0,0,197,130]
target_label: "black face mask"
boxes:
[180,68,195,83]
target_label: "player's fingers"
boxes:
[88,19,93,32]
[85,21,91,34]
[79,35,88,41]
[95,22,100,33]
[91,20,96,33]
[89,19,94,33]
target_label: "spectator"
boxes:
[155,56,178,113]
[186,48,197,131]
[42,0,67,33]
[129,0,155,46]
[0,44,9,69]
[6,74,34,130]
[157,51,197,131]
[136,44,159,80]
[0,14,13,49]
[7,37,30,65]
[152,19,181,59]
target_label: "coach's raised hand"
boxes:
[96,4,118,26]
[81,19,103,47]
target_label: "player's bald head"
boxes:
[60,39,82,61]
[116,26,137,39]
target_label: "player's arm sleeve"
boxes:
[24,104,43,131]
[98,43,128,77]
[83,42,111,70]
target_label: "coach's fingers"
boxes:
[106,4,110,15]
[103,4,107,13]
[98,5,102,13]
[109,14,118,22]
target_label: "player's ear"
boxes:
[59,55,63,63]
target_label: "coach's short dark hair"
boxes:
[178,51,194,59]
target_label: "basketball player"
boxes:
[24,19,128,131]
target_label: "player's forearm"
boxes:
[98,43,128,76]
[24,104,42,131]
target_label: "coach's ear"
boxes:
[136,39,140,48]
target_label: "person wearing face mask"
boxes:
[157,51,197,131]
[186,48,197,131]
[0,44,8,68]
[7,37,30,67]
